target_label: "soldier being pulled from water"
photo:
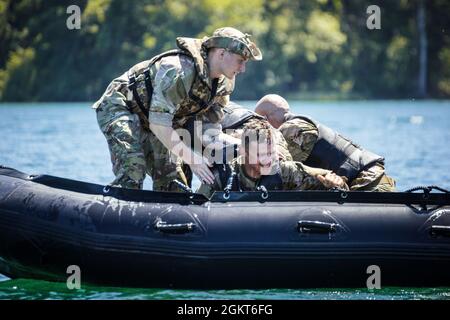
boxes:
[197,118,348,197]
[92,27,262,191]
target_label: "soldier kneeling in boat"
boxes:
[254,94,396,192]
[196,118,348,197]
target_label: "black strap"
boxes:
[127,74,148,119]
[210,78,219,99]
[143,68,153,119]
[188,91,209,111]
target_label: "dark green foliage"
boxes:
[0,0,449,101]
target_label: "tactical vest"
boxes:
[220,102,266,130]
[126,38,232,131]
[284,113,384,182]
[213,162,283,192]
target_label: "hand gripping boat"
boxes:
[0,165,450,289]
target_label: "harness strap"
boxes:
[143,68,153,119]
[127,73,149,123]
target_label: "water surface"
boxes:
[0,100,449,299]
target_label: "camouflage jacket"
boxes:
[95,37,234,134]
[278,117,319,162]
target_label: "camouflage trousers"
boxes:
[349,162,396,192]
[94,80,188,190]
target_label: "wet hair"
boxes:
[241,118,273,154]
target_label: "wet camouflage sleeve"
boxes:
[350,162,396,191]
[279,118,319,162]
[148,55,196,127]
[279,161,329,190]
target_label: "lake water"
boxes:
[0,100,449,300]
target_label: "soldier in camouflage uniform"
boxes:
[93,27,262,190]
[255,94,396,192]
[197,118,348,197]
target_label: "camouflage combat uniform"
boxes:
[197,157,348,198]
[279,117,396,192]
[93,28,261,190]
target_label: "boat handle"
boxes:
[430,225,450,237]
[155,220,196,234]
[297,220,338,234]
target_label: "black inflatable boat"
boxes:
[1,165,450,289]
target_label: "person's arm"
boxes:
[149,123,215,184]
[316,172,348,190]
[280,161,348,190]
[196,176,222,198]
[273,130,292,161]
[299,162,349,190]
[148,56,214,184]
[279,119,319,162]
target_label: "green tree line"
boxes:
[1,0,449,102]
